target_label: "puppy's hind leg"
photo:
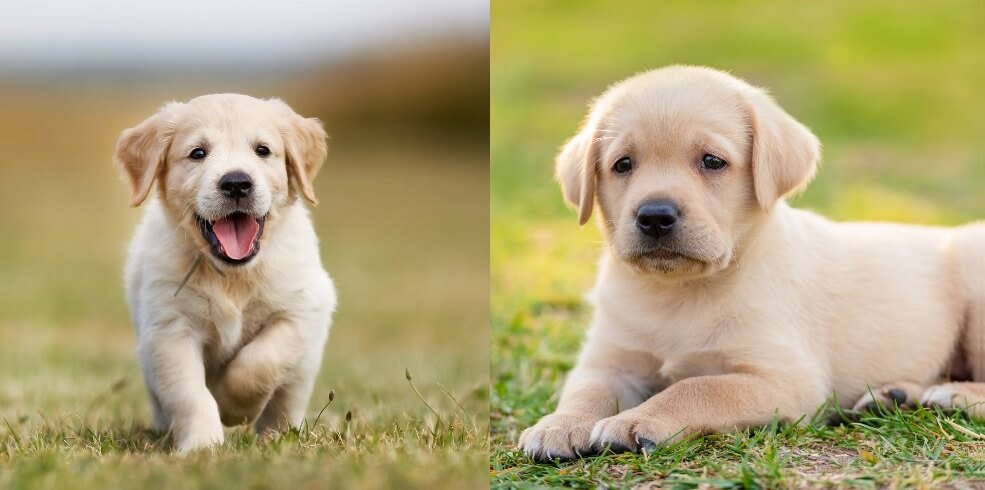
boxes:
[963,274,985,387]
[936,225,985,418]
[921,297,985,418]
[922,382,985,418]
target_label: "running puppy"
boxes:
[115,94,336,453]
[519,66,985,461]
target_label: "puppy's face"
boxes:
[594,85,756,277]
[558,66,820,278]
[115,94,327,268]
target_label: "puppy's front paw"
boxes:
[212,369,270,427]
[518,413,597,462]
[173,410,225,454]
[589,410,686,454]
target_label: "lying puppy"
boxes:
[519,66,985,461]
[114,94,336,452]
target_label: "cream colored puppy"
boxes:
[115,94,336,453]
[519,66,985,461]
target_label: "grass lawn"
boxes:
[490,1,985,487]
[0,88,489,489]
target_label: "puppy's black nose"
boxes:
[219,171,253,199]
[636,201,679,238]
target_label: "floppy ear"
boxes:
[744,89,821,209]
[114,102,181,206]
[270,99,328,205]
[556,127,599,225]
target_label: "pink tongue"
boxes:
[212,215,259,260]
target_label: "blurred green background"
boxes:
[491,0,984,483]
[0,3,489,488]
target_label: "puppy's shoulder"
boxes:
[260,202,336,308]
[125,199,190,286]
[267,202,323,263]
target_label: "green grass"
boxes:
[491,0,985,487]
[493,408,985,488]
[0,87,489,489]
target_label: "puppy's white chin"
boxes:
[625,255,702,277]
[620,248,733,280]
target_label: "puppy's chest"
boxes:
[599,293,742,364]
[199,290,278,365]
[608,306,745,383]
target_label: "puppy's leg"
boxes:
[254,372,319,436]
[920,301,985,418]
[852,381,926,412]
[933,227,985,418]
[254,339,324,435]
[139,321,224,453]
[212,318,306,426]
[590,369,826,453]
[922,383,985,417]
[518,339,664,462]
[145,387,168,432]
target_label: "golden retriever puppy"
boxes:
[519,66,985,461]
[114,94,336,453]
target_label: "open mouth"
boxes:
[196,212,266,265]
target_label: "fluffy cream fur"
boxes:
[519,66,985,461]
[115,94,336,453]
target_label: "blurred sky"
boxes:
[0,0,488,73]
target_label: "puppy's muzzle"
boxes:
[636,201,679,239]
[219,171,253,199]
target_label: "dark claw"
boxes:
[637,437,657,453]
[887,388,908,405]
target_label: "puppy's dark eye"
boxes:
[189,148,207,160]
[701,154,727,170]
[613,157,633,174]
[255,145,270,157]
